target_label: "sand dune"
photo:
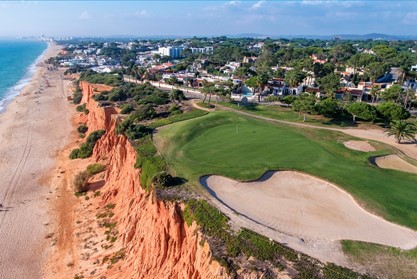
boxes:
[201,171,417,250]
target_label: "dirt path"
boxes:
[0,43,73,279]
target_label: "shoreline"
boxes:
[0,41,49,112]
[0,42,73,278]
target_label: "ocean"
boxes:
[0,40,47,111]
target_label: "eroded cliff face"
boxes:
[78,81,116,134]
[81,82,229,279]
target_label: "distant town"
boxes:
[45,35,417,120]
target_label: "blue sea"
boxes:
[0,40,47,111]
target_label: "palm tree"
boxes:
[386,120,417,143]
[369,86,380,103]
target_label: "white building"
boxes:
[158,47,184,59]
[190,46,213,54]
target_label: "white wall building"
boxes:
[158,47,184,58]
[190,46,213,54]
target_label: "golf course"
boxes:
[155,110,417,232]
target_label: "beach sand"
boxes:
[0,42,73,279]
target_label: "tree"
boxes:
[201,83,216,104]
[284,69,306,88]
[292,94,316,122]
[315,98,343,118]
[313,62,335,78]
[380,84,403,103]
[369,86,380,103]
[346,102,378,123]
[316,73,340,99]
[170,89,185,103]
[365,62,387,83]
[386,120,417,143]
[256,73,270,101]
[245,76,258,93]
[377,102,410,124]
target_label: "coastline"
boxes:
[0,41,48,112]
[0,42,73,278]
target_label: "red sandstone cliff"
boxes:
[80,82,229,279]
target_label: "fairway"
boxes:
[155,111,417,230]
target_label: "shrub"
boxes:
[151,171,172,187]
[140,156,166,190]
[120,103,134,114]
[134,136,157,168]
[93,93,108,101]
[265,95,280,102]
[377,101,410,124]
[86,163,106,176]
[116,118,152,141]
[79,71,122,86]
[73,82,82,104]
[69,130,105,159]
[73,171,89,193]
[77,124,88,134]
[76,103,87,112]
[131,104,156,121]
[315,99,344,118]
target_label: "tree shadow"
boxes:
[166,176,188,187]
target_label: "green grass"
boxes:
[342,240,417,279]
[219,101,355,127]
[147,109,208,129]
[156,111,417,230]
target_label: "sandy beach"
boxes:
[0,42,72,279]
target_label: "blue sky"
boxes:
[0,1,417,37]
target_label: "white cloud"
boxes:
[204,1,242,12]
[79,11,90,20]
[402,12,417,25]
[135,9,149,17]
[326,11,358,19]
[252,0,266,10]
[226,1,241,7]
[301,0,363,8]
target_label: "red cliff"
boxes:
[80,82,229,279]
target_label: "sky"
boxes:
[0,0,417,37]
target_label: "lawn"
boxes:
[219,101,358,127]
[341,240,417,279]
[155,111,417,230]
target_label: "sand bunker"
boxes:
[201,171,417,249]
[343,140,375,152]
[374,155,417,174]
